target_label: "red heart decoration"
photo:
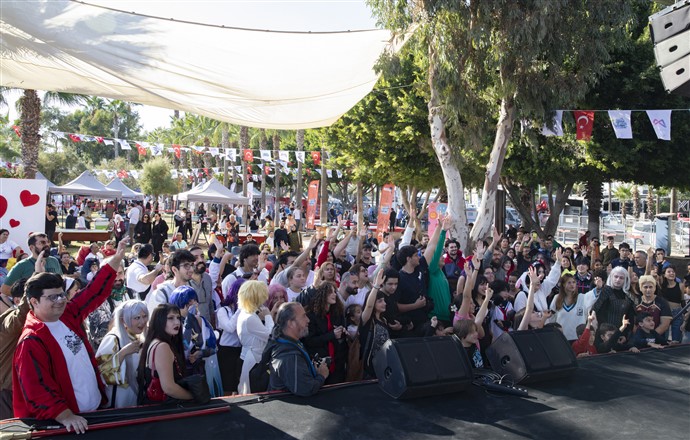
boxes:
[9,219,20,228]
[0,195,7,219]
[20,190,40,207]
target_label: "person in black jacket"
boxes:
[273,221,290,254]
[135,214,152,244]
[303,282,347,384]
[151,213,169,262]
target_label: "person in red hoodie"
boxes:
[12,238,128,434]
[572,310,598,357]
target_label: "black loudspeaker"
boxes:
[650,1,690,96]
[373,336,473,399]
[486,327,578,384]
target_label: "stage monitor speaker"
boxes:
[486,327,577,384]
[374,336,473,399]
[649,0,690,44]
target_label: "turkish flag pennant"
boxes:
[574,111,594,141]
[203,168,210,176]
[136,143,147,156]
[172,144,181,159]
[264,166,271,175]
[311,151,321,165]
[95,136,104,143]
[117,169,129,179]
[247,165,253,174]
[12,125,21,138]
[243,149,254,162]
[68,134,82,143]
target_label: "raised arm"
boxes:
[518,266,539,331]
[362,269,384,325]
[289,234,319,271]
[333,226,354,258]
[356,226,367,262]
[400,209,417,247]
[424,213,450,263]
[459,254,480,317]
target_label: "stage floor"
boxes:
[3,345,689,439]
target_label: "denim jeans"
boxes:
[670,307,683,342]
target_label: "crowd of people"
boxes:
[1,205,689,434]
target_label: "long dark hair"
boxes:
[137,304,185,379]
[307,281,344,320]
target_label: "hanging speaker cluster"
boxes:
[650,0,690,96]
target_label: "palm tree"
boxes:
[583,180,603,238]
[260,129,268,209]
[646,186,654,220]
[631,184,640,220]
[612,184,632,220]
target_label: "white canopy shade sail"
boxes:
[51,171,122,198]
[0,1,400,129]
[106,177,143,200]
[36,171,57,191]
[178,178,249,205]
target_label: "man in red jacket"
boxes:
[12,238,128,434]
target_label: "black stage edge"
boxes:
[2,345,689,439]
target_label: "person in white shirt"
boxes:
[76,211,87,230]
[127,202,141,238]
[548,274,587,341]
[125,244,163,300]
[0,229,19,265]
[221,244,269,298]
[145,249,195,316]
[236,281,274,394]
[285,266,308,302]
[170,232,188,251]
[514,247,563,313]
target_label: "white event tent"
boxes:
[177,178,249,205]
[106,177,143,200]
[51,171,122,199]
[1,1,403,129]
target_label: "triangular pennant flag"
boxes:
[228,149,237,162]
[326,170,332,178]
[68,134,82,143]
[173,144,181,159]
[573,111,594,141]
[608,110,633,139]
[119,139,132,150]
[117,169,128,179]
[260,149,272,161]
[192,146,205,155]
[234,166,242,172]
[95,136,104,143]
[646,110,671,141]
[316,169,323,175]
[203,168,210,176]
[137,143,147,156]
[171,169,179,178]
[151,143,163,156]
[52,131,66,139]
[11,125,21,138]
[336,170,343,178]
[296,151,305,164]
[130,170,139,179]
[212,167,219,173]
[209,147,219,157]
[252,174,259,182]
[192,168,199,174]
[243,149,254,162]
[311,151,321,165]
[279,151,289,162]
[104,139,114,146]
[181,147,190,152]
[82,135,96,142]
[542,110,564,137]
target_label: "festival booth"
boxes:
[177,178,261,244]
[50,171,122,242]
[106,177,144,200]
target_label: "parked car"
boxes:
[631,221,655,247]
[505,207,521,228]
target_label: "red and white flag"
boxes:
[68,134,82,143]
[243,149,254,162]
[173,144,181,159]
[574,111,594,141]
[311,151,321,165]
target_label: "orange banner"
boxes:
[376,183,395,239]
[306,180,320,229]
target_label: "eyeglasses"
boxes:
[180,263,195,269]
[41,292,67,303]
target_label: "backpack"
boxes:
[249,341,274,392]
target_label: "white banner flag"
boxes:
[541,110,564,136]
[192,146,205,153]
[52,131,66,139]
[260,149,272,161]
[130,170,139,179]
[647,110,671,140]
[336,170,343,178]
[228,149,237,162]
[326,170,332,178]
[209,147,219,157]
[119,139,132,150]
[279,151,289,162]
[608,110,633,139]
[150,143,163,156]
[171,170,178,178]
[104,139,114,146]
[295,151,305,163]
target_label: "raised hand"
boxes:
[528,265,539,287]
[475,241,486,259]
[441,213,452,231]
[34,250,46,274]
[554,246,563,263]
[308,234,319,250]
[116,236,130,258]
[374,268,385,288]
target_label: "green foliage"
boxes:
[38,149,88,185]
[139,157,178,196]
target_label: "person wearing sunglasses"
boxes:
[12,238,129,434]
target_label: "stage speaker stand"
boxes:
[486,327,578,384]
[373,336,473,400]
[650,0,690,96]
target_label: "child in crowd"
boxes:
[631,313,667,350]
[572,311,598,357]
[86,261,99,282]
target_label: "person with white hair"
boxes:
[95,300,148,408]
[591,266,636,335]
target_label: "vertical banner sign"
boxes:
[306,180,320,229]
[376,184,395,239]
[427,203,448,237]
[0,179,48,248]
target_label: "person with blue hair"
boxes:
[170,285,223,397]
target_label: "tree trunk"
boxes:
[471,94,517,242]
[584,180,603,240]
[273,133,281,214]
[607,182,612,214]
[241,126,249,197]
[646,186,654,220]
[231,141,238,186]
[260,129,268,209]
[320,147,328,226]
[20,89,42,179]
[428,42,469,251]
[221,124,229,187]
[296,129,305,220]
[203,137,213,172]
[505,180,574,238]
[356,182,364,228]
